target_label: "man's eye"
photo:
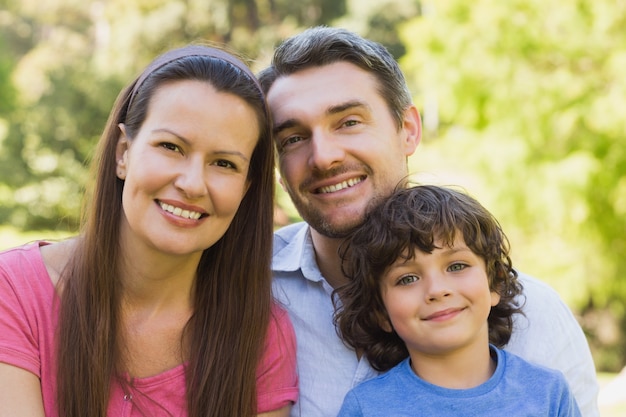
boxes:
[284,135,304,146]
[343,119,360,127]
[397,275,419,286]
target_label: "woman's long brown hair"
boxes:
[56,48,274,417]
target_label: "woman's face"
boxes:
[115,79,259,259]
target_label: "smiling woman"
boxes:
[115,79,259,258]
[0,45,297,417]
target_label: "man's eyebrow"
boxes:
[273,119,298,136]
[326,100,369,115]
[273,100,370,136]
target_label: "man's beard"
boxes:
[287,190,389,239]
[288,194,364,239]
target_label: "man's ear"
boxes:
[401,104,422,157]
[116,123,130,180]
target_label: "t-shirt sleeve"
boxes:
[505,272,599,417]
[255,302,299,413]
[0,244,46,377]
[555,374,583,417]
[336,390,363,417]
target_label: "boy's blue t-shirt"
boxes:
[337,346,581,417]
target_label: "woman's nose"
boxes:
[173,158,208,198]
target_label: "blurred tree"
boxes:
[0,39,16,115]
[401,0,626,370]
[0,28,18,226]
[0,0,121,230]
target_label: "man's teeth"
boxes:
[319,177,362,194]
[159,202,202,220]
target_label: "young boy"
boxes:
[334,184,581,416]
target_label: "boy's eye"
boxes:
[448,263,467,272]
[397,274,419,286]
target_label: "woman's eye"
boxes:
[397,275,419,286]
[160,142,181,153]
[214,159,236,169]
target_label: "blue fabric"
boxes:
[337,347,581,417]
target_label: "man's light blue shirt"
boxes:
[272,223,379,417]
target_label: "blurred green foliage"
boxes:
[0,0,623,371]
[401,0,626,370]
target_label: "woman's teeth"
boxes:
[159,202,202,220]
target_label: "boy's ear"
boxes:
[381,320,393,333]
[378,312,394,333]
[490,290,501,307]
[489,269,506,307]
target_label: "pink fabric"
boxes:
[0,242,298,416]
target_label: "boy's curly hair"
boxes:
[333,184,525,372]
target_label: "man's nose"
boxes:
[308,130,346,171]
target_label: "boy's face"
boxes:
[265,61,420,238]
[379,235,501,359]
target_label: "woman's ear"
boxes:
[116,123,130,180]
[278,176,287,192]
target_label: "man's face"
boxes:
[266,62,421,238]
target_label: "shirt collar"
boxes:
[272,222,325,283]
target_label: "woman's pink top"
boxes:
[0,242,298,416]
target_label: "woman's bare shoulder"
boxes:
[39,237,78,286]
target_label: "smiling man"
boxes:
[259,26,599,417]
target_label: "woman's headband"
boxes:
[128,45,263,110]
